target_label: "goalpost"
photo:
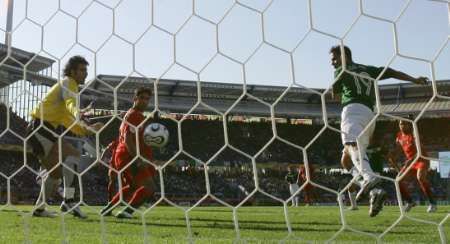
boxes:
[0,0,449,243]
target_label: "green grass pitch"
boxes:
[0,205,448,243]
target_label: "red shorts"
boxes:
[400,160,429,174]
[114,151,156,185]
[304,183,314,191]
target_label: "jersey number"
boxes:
[352,72,372,96]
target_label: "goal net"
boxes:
[0,0,449,243]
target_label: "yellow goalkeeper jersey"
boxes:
[30,77,89,136]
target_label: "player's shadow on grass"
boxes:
[189,208,236,213]
[99,217,293,232]
[181,217,341,227]
[66,216,421,235]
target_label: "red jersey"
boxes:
[298,165,314,182]
[115,108,152,161]
[107,139,119,169]
[396,131,428,164]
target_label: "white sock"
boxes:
[348,146,374,181]
[63,156,78,200]
[35,176,60,210]
[348,191,357,207]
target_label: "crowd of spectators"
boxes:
[1,150,448,206]
[0,104,449,206]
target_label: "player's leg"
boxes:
[101,170,133,216]
[101,153,136,216]
[116,164,156,218]
[289,184,295,206]
[341,148,359,210]
[416,165,437,212]
[304,184,314,206]
[353,123,383,201]
[341,105,379,196]
[29,128,62,217]
[291,183,299,207]
[347,184,359,210]
[343,104,386,216]
[368,188,387,217]
[399,166,415,212]
[58,140,88,219]
[107,168,117,202]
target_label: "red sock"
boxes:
[110,185,131,205]
[399,180,412,202]
[128,186,153,208]
[418,178,435,204]
[107,181,116,201]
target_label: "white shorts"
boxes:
[340,103,375,148]
[289,183,299,196]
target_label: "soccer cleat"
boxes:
[356,176,381,202]
[100,202,115,216]
[61,201,87,219]
[347,205,359,211]
[116,210,133,219]
[33,209,58,218]
[427,204,437,213]
[403,202,416,212]
[369,188,387,217]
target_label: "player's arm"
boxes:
[61,79,82,119]
[331,80,342,102]
[80,101,94,114]
[124,130,138,158]
[379,68,429,85]
[62,80,102,135]
[331,89,341,102]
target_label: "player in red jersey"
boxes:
[297,164,316,205]
[388,119,437,213]
[101,87,157,218]
[100,139,119,202]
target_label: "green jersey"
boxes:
[285,172,297,184]
[333,63,384,110]
[366,145,385,174]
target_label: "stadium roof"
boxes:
[0,44,448,119]
[0,43,56,88]
[88,75,450,119]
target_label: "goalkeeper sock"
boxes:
[35,176,60,210]
[63,156,78,201]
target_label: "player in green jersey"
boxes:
[330,45,428,217]
[285,166,299,207]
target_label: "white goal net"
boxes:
[0,0,449,243]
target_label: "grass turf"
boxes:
[0,205,448,243]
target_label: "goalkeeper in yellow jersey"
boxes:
[27,56,103,218]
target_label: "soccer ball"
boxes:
[143,123,169,148]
